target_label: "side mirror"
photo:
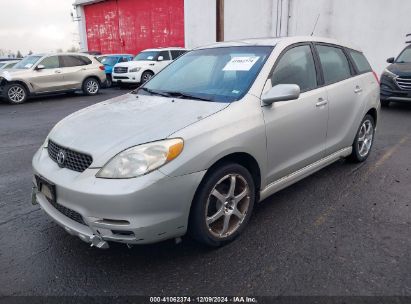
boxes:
[36,64,45,70]
[262,84,301,105]
[387,57,395,64]
[157,56,164,61]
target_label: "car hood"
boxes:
[0,69,30,80]
[114,61,156,69]
[387,63,411,77]
[48,93,229,167]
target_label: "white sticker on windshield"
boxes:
[223,56,260,71]
[147,56,154,60]
[25,63,33,68]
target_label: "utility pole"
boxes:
[216,0,224,42]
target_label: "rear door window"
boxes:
[316,45,352,84]
[170,50,186,60]
[348,50,372,74]
[271,45,318,92]
[61,55,92,67]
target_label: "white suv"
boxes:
[112,47,188,85]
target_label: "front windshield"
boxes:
[100,56,119,66]
[134,51,160,61]
[0,63,5,68]
[13,56,42,69]
[396,47,411,63]
[140,46,273,103]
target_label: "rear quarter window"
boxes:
[348,50,372,74]
[62,55,92,67]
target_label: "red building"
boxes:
[74,0,185,55]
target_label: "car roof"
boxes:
[196,36,361,52]
[0,60,20,64]
[99,54,134,57]
[141,47,189,52]
[29,52,97,58]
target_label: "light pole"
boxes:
[216,0,224,42]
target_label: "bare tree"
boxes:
[67,46,80,53]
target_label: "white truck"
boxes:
[112,47,188,85]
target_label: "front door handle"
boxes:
[354,86,363,94]
[316,98,328,107]
[54,70,62,74]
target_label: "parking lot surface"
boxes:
[0,89,410,296]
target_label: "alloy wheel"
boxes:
[357,119,374,158]
[205,174,251,238]
[86,80,99,94]
[8,86,26,103]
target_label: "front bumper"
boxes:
[112,71,142,84]
[380,74,411,102]
[32,147,206,248]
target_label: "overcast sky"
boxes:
[0,0,78,56]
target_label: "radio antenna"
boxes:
[311,14,321,36]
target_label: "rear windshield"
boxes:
[348,50,372,73]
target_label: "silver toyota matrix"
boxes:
[32,37,380,248]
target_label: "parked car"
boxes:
[380,44,411,106]
[111,47,188,85]
[0,53,106,104]
[0,60,20,70]
[32,37,379,249]
[97,54,134,87]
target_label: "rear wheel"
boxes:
[82,77,100,96]
[189,163,255,247]
[5,83,28,104]
[141,71,154,83]
[349,114,375,162]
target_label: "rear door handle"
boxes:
[354,86,363,94]
[316,98,328,107]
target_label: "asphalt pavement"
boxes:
[0,88,410,297]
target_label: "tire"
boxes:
[381,99,390,107]
[141,71,154,83]
[349,114,375,162]
[4,83,28,104]
[105,74,112,88]
[189,162,255,247]
[82,77,100,96]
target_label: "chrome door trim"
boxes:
[259,147,352,201]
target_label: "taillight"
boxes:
[372,71,380,84]
[99,65,105,71]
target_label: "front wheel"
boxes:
[82,77,100,96]
[5,83,28,104]
[141,71,154,83]
[105,74,112,88]
[349,114,375,162]
[189,163,255,247]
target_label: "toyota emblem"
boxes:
[56,150,66,167]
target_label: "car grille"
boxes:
[48,140,93,173]
[46,197,86,225]
[114,66,128,73]
[395,76,411,91]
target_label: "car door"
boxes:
[262,44,329,183]
[60,55,92,89]
[30,56,64,93]
[314,44,365,154]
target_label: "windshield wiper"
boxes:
[163,91,213,102]
[137,87,171,97]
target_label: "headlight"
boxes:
[382,69,397,78]
[96,138,184,179]
[129,67,141,73]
